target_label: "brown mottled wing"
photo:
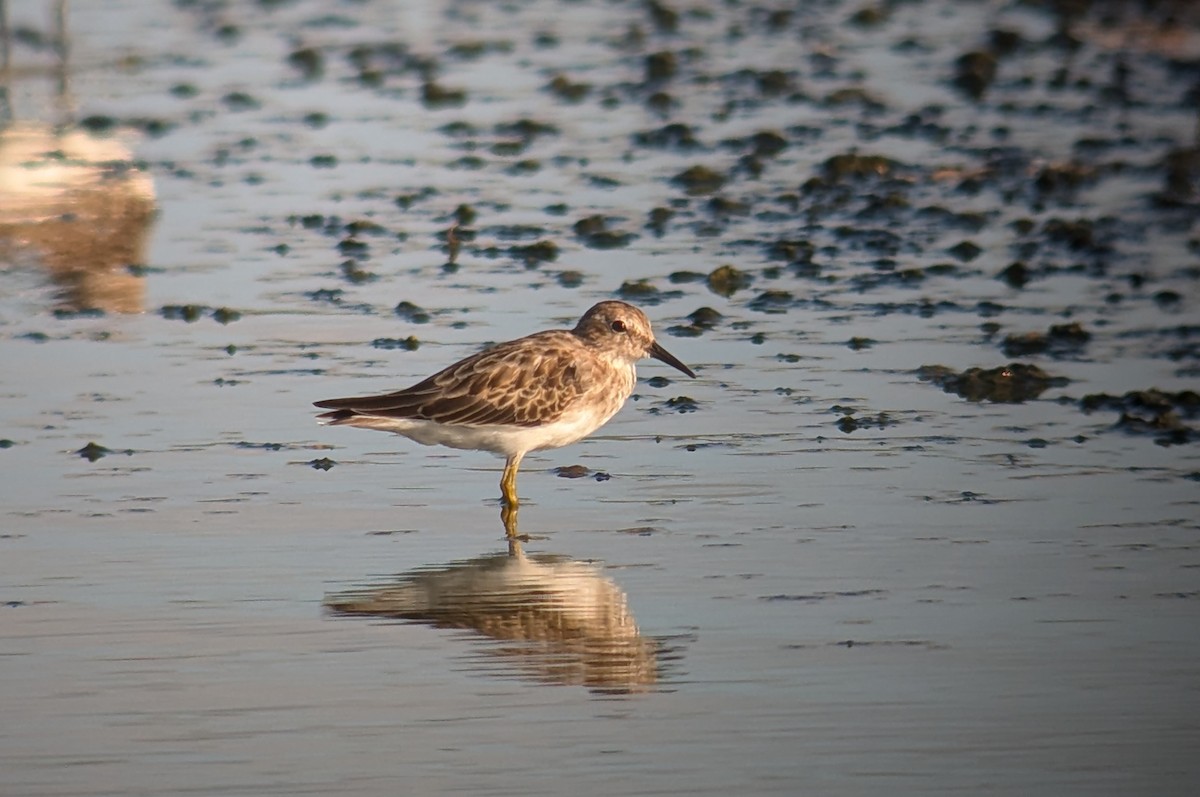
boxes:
[314,331,587,428]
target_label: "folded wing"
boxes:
[314,332,587,428]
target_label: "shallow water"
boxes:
[2,0,1199,795]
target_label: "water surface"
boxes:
[2,1,1198,795]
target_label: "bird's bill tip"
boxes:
[649,341,697,378]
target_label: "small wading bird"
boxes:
[314,301,696,528]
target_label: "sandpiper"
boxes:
[314,301,695,514]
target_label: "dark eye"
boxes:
[610,319,627,333]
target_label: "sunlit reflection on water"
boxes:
[0,123,156,314]
[325,538,680,695]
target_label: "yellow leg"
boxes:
[500,453,523,508]
[501,502,519,538]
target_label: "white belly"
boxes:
[336,396,626,458]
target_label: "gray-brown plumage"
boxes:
[317,329,593,428]
[315,301,695,512]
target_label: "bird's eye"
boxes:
[610,319,627,333]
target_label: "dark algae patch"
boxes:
[211,307,242,325]
[161,304,207,323]
[553,465,611,482]
[655,396,700,414]
[393,302,431,324]
[1080,390,1200,446]
[507,240,559,266]
[706,264,752,297]
[819,153,903,181]
[837,413,897,433]
[747,290,794,314]
[615,280,681,305]
[75,442,132,462]
[573,215,636,249]
[671,165,726,195]
[1000,323,1091,358]
[666,306,723,338]
[918,363,1068,403]
[372,336,420,351]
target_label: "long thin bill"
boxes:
[649,341,697,378]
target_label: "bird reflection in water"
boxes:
[324,535,673,695]
[1,3,157,314]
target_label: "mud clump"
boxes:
[821,87,885,112]
[953,50,998,100]
[667,306,722,337]
[494,119,559,142]
[555,464,612,481]
[646,207,675,235]
[616,279,679,305]
[1080,389,1200,446]
[371,336,420,351]
[1158,147,1200,206]
[161,304,205,322]
[452,203,477,225]
[747,290,794,313]
[651,396,699,414]
[998,261,1032,288]
[1034,161,1096,199]
[766,239,815,264]
[1000,322,1091,358]
[504,159,541,175]
[162,305,238,324]
[573,216,636,249]
[507,240,559,266]
[719,130,788,158]
[222,91,261,111]
[211,307,242,325]
[287,47,324,80]
[800,154,912,216]
[918,363,1068,403]
[706,264,752,297]
[1039,217,1107,254]
[75,442,131,461]
[633,123,700,151]
[421,82,467,108]
[671,165,726,195]
[753,69,793,97]
[546,74,591,102]
[646,0,680,32]
[686,306,722,328]
[707,196,751,218]
[393,301,431,324]
[77,442,111,461]
[820,154,902,181]
[556,270,583,288]
[749,130,788,158]
[837,413,896,433]
[951,24,1026,101]
[336,236,368,258]
[947,240,982,262]
[645,51,677,83]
